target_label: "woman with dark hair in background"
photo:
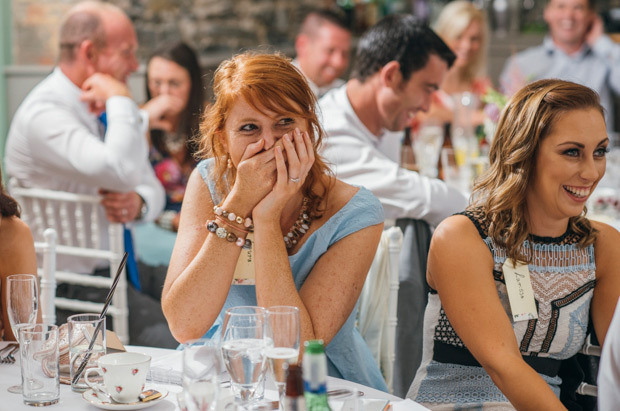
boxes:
[0,165,37,341]
[143,41,205,232]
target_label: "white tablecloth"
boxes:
[0,343,426,410]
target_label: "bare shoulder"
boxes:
[0,216,36,275]
[186,166,211,197]
[591,220,620,247]
[432,214,482,246]
[0,216,34,252]
[321,177,362,217]
[427,214,492,288]
[175,167,215,235]
[183,167,215,213]
[590,221,620,272]
[326,178,359,205]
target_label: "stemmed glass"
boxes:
[182,338,223,411]
[6,274,39,394]
[221,306,268,409]
[265,306,300,408]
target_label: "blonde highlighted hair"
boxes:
[197,52,332,214]
[470,79,604,263]
[433,0,489,83]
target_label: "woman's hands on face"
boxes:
[253,128,314,220]
[229,137,275,210]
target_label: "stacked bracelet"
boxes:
[213,205,254,231]
[206,220,252,249]
[215,215,251,234]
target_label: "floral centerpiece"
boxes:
[481,87,508,144]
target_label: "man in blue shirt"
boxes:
[500,0,620,130]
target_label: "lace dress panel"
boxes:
[432,207,596,360]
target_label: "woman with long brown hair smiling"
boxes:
[408,79,620,409]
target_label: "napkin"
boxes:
[362,399,390,411]
[147,350,183,385]
[390,398,430,410]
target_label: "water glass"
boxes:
[265,306,300,406]
[7,273,39,394]
[68,313,106,392]
[413,125,444,178]
[441,148,471,194]
[182,338,223,411]
[327,387,361,411]
[19,324,60,406]
[221,306,267,408]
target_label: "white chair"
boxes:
[575,336,601,398]
[10,181,129,343]
[357,226,403,393]
[35,228,57,326]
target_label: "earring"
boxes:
[227,156,232,169]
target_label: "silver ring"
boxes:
[289,177,300,183]
[122,208,128,216]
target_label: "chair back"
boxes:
[35,228,57,326]
[357,226,403,393]
[10,180,129,343]
[576,335,600,398]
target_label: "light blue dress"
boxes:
[197,159,388,392]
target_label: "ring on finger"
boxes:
[289,177,300,183]
[122,208,128,216]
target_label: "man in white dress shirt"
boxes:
[293,8,352,98]
[5,1,175,346]
[320,14,466,228]
[319,14,466,396]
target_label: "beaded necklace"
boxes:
[283,197,313,249]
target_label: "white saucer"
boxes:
[81,387,169,410]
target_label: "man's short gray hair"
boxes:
[58,1,125,62]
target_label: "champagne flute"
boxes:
[221,306,267,409]
[6,274,39,394]
[265,306,300,408]
[182,338,223,411]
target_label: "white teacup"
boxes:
[85,352,151,403]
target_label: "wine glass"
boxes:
[182,338,223,411]
[221,306,267,409]
[6,274,39,394]
[265,306,300,408]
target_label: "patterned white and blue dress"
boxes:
[197,159,389,392]
[408,208,596,410]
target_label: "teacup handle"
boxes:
[84,367,105,393]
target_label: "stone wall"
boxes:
[11,0,335,65]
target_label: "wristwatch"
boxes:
[137,196,148,220]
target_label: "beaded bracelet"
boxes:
[213,205,254,231]
[205,220,252,249]
[215,215,251,234]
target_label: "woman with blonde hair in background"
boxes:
[416,0,491,127]
[162,52,387,390]
[408,79,620,409]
